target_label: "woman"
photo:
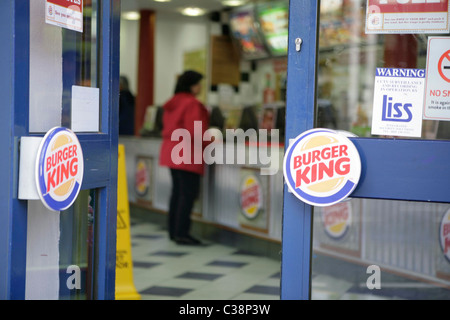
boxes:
[159,70,209,245]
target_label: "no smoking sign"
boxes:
[438,50,450,83]
[424,37,450,120]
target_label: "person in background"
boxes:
[119,75,135,136]
[159,70,209,245]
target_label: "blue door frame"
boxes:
[281,0,450,300]
[0,0,120,300]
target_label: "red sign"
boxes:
[366,0,450,34]
[368,0,448,13]
[46,0,83,33]
[48,0,82,11]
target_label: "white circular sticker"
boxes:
[283,128,361,207]
[35,127,84,212]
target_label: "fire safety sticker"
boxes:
[283,128,361,207]
[35,127,84,212]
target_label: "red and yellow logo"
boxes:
[283,129,361,207]
[240,175,262,220]
[322,202,352,239]
[440,208,450,263]
[36,127,84,211]
[135,159,149,197]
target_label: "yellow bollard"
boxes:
[115,144,141,300]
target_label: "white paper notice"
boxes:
[371,68,425,137]
[71,86,100,132]
[45,0,83,33]
[423,37,450,121]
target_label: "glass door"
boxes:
[0,0,120,300]
[282,0,450,300]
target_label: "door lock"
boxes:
[295,38,303,52]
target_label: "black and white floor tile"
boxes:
[130,220,450,300]
[130,221,281,300]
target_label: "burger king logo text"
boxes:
[440,208,450,263]
[36,127,84,211]
[240,175,262,220]
[283,129,361,207]
[322,202,352,239]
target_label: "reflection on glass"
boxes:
[59,189,96,300]
[316,0,450,141]
[62,0,99,129]
[313,1,450,300]
[312,199,450,300]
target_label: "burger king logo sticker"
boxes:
[439,208,450,263]
[36,127,84,212]
[283,128,361,207]
[240,175,262,220]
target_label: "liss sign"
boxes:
[283,129,361,207]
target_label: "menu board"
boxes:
[257,1,289,56]
[229,6,270,60]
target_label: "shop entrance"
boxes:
[282,0,450,299]
[0,0,120,299]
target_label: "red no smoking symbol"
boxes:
[438,50,450,83]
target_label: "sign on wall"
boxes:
[134,156,153,205]
[365,0,450,34]
[424,37,450,121]
[238,168,269,233]
[46,0,83,33]
[371,68,425,137]
[440,208,450,263]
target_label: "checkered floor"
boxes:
[129,219,450,300]
[130,221,281,300]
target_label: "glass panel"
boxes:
[59,189,97,300]
[62,0,100,129]
[316,0,450,140]
[311,199,450,300]
[313,0,450,300]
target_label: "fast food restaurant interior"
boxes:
[118,0,450,300]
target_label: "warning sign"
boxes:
[371,68,425,137]
[115,145,141,300]
[424,37,450,121]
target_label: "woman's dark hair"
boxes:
[174,70,203,94]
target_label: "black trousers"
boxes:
[168,168,200,239]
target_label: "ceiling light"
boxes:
[221,0,247,6]
[153,0,172,2]
[122,11,140,20]
[180,7,206,17]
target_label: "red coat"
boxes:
[159,93,210,175]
